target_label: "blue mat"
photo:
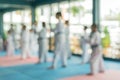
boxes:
[0,51,120,80]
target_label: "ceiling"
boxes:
[0,0,32,12]
[0,0,67,13]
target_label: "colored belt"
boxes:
[56,32,64,35]
[91,44,99,48]
[38,38,47,40]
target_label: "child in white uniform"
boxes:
[49,12,67,69]
[21,25,30,59]
[7,30,15,56]
[38,22,48,63]
[80,26,90,64]
[64,20,71,59]
[89,24,104,75]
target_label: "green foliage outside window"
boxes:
[70,6,84,16]
[102,26,111,48]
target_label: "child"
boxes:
[37,22,48,63]
[7,30,15,56]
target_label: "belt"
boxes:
[56,32,64,35]
[91,44,99,48]
[38,38,47,40]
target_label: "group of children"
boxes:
[48,12,104,75]
[6,11,104,75]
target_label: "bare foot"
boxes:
[36,61,41,64]
[62,65,67,68]
[48,66,56,70]
[21,57,26,60]
[99,70,105,73]
[87,73,94,76]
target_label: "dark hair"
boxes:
[56,12,62,17]
[8,30,11,34]
[42,22,46,28]
[10,24,14,27]
[84,26,88,30]
[32,21,37,25]
[65,20,69,24]
[34,21,37,24]
[22,24,26,30]
[91,23,97,28]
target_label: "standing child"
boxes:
[80,26,90,64]
[64,20,71,59]
[49,12,67,69]
[89,24,104,75]
[7,30,15,56]
[21,25,30,59]
[38,22,48,63]
[29,29,36,55]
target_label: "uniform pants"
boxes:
[52,35,67,68]
[66,39,71,58]
[38,39,48,63]
[21,43,30,59]
[81,44,89,63]
[90,47,104,74]
[7,44,15,56]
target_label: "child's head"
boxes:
[65,20,69,26]
[91,24,97,32]
[10,24,14,29]
[56,12,62,19]
[34,21,38,25]
[42,22,46,28]
[84,26,88,31]
[30,29,33,32]
[8,30,11,34]
[22,24,26,30]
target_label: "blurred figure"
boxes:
[37,22,48,63]
[80,26,90,64]
[32,21,39,34]
[3,32,7,51]
[21,25,30,59]
[9,24,16,49]
[64,20,71,59]
[29,29,36,55]
[0,35,3,51]
[32,21,42,35]
[101,26,110,55]
[6,30,15,56]
[89,24,104,75]
[32,21,40,53]
[49,12,67,69]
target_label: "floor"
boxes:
[0,50,120,80]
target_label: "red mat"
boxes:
[0,56,52,67]
[62,70,120,80]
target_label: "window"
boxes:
[36,0,93,54]
[3,10,32,49]
[100,0,120,59]
[66,0,93,54]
